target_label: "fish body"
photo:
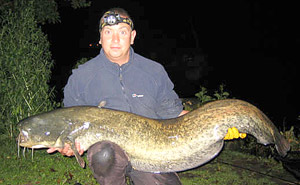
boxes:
[18,99,290,173]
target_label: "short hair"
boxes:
[99,8,133,32]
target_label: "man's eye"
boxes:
[120,31,127,35]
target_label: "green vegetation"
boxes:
[0,0,90,24]
[195,84,230,104]
[0,1,57,140]
[179,150,295,185]
[0,140,97,184]
[0,0,91,140]
[183,84,230,111]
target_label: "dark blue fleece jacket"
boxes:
[63,47,183,119]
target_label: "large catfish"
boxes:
[17,99,290,173]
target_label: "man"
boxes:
[48,8,187,185]
[48,8,245,185]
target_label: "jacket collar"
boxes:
[100,47,134,72]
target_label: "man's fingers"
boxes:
[75,141,84,155]
[46,143,83,156]
[61,144,74,156]
[47,148,57,153]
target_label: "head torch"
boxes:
[100,11,134,30]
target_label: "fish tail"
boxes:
[274,132,290,157]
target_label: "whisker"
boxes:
[23,147,26,158]
[17,134,20,158]
[31,148,34,161]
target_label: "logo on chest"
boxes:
[132,93,144,98]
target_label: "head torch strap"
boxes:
[100,11,134,30]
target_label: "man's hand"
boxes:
[224,127,247,140]
[47,141,84,156]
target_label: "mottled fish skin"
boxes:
[17,99,290,173]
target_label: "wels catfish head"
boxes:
[17,111,67,149]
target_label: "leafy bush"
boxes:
[183,85,230,111]
[0,0,91,24]
[195,84,230,104]
[0,1,57,139]
[73,57,90,70]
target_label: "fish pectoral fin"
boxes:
[224,127,247,140]
[54,134,66,148]
[66,137,85,168]
[74,148,85,168]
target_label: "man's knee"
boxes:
[87,142,115,176]
[87,141,129,176]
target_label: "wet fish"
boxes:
[17,99,290,173]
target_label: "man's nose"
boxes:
[112,32,120,43]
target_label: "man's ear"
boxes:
[99,31,102,45]
[130,30,137,45]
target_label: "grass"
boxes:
[178,150,295,185]
[0,140,97,185]
[1,139,299,185]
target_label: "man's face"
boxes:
[100,23,136,64]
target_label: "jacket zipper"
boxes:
[119,67,132,112]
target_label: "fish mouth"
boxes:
[17,131,34,148]
[18,131,28,145]
[17,131,48,160]
[17,131,27,158]
[17,131,48,148]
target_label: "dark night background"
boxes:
[42,1,299,128]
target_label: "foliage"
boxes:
[194,86,212,104]
[68,0,91,9]
[281,126,300,151]
[0,0,91,24]
[0,1,57,139]
[73,57,90,69]
[195,84,230,104]
[33,0,60,24]
[0,0,91,139]
[0,139,97,184]
[183,85,230,111]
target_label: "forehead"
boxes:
[102,23,131,31]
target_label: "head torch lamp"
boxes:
[100,11,134,30]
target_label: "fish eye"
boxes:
[45,131,50,136]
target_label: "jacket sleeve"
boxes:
[63,69,87,107]
[155,68,183,119]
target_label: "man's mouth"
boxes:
[111,46,121,50]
